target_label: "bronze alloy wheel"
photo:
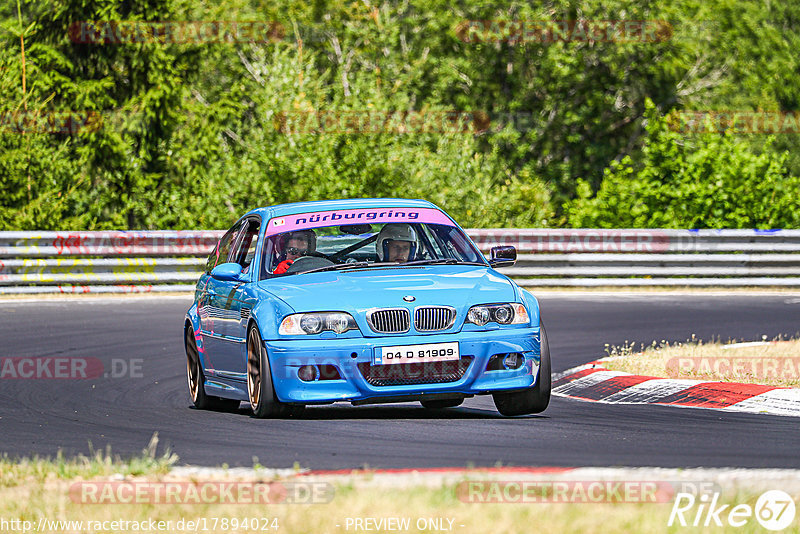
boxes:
[185,324,240,412]
[246,325,304,418]
[185,328,202,402]
[247,327,262,409]
[187,354,200,402]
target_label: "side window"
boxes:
[231,219,261,273]
[260,237,277,280]
[205,221,243,273]
[204,248,217,273]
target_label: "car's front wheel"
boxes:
[492,322,551,416]
[247,325,304,418]
[185,327,240,412]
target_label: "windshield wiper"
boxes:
[403,259,485,266]
[300,259,485,275]
[300,262,397,274]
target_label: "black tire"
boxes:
[492,321,551,416]
[246,325,305,418]
[421,398,464,409]
[185,326,240,412]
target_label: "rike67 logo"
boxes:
[669,489,796,530]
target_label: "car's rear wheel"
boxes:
[421,398,464,409]
[492,322,551,416]
[247,325,304,418]
[185,327,240,412]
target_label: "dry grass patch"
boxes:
[3,469,798,534]
[0,434,176,488]
[602,336,800,387]
[4,437,799,533]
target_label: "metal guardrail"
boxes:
[0,231,219,294]
[469,229,800,287]
[2,229,800,293]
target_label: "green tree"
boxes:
[564,101,800,228]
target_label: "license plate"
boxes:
[374,342,460,365]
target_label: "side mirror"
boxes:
[210,262,245,282]
[489,245,516,268]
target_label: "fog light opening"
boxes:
[318,364,342,380]
[298,365,320,382]
[502,353,523,370]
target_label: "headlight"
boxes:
[299,314,323,334]
[467,306,491,326]
[279,312,359,335]
[466,303,529,326]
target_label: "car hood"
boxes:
[257,265,517,314]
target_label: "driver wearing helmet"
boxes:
[274,230,316,274]
[376,224,418,263]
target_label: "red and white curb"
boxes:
[553,362,800,417]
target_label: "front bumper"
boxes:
[264,328,541,404]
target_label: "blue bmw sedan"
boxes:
[185,198,550,417]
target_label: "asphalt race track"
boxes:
[1,293,799,469]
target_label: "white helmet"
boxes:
[376,224,418,261]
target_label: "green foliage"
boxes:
[0,8,86,229]
[0,0,799,230]
[168,39,553,229]
[564,101,800,228]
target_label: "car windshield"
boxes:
[261,215,486,278]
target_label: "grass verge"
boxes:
[601,337,800,387]
[2,459,799,534]
[0,434,176,487]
